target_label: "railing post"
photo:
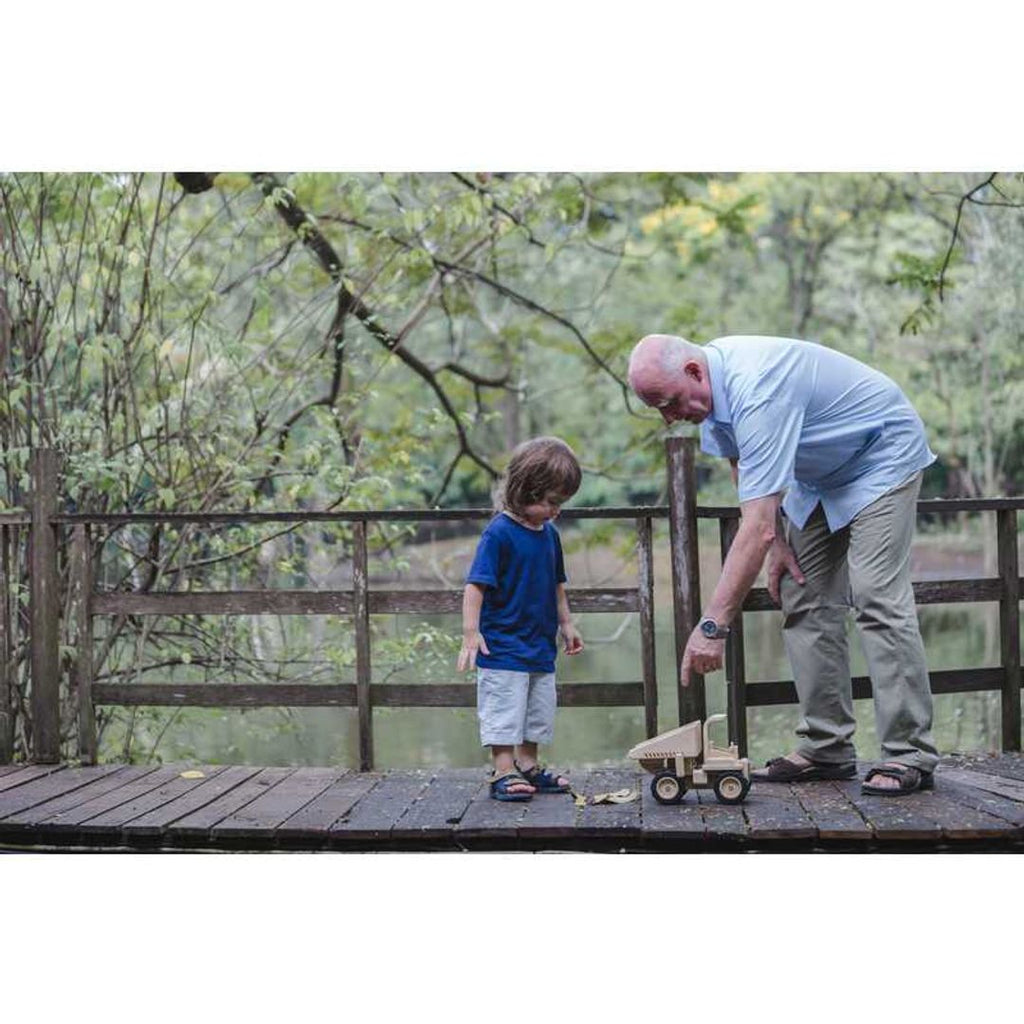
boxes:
[996,508,1021,752]
[71,524,97,764]
[352,520,374,771]
[666,437,705,725]
[30,449,61,763]
[636,515,658,737]
[719,516,748,756]
[0,524,12,763]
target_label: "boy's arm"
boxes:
[556,582,584,655]
[457,583,490,671]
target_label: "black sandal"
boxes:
[753,755,856,783]
[861,763,934,796]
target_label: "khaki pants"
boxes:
[780,472,939,771]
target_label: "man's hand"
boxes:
[766,537,805,605]
[561,622,584,655]
[457,630,490,672]
[680,626,725,687]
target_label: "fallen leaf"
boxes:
[180,770,205,780]
[590,788,638,805]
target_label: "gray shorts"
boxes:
[477,668,557,747]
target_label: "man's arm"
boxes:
[680,492,780,685]
[701,492,780,625]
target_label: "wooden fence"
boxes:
[2,441,1022,768]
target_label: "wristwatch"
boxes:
[698,617,730,640]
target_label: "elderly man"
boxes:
[628,333,940,795]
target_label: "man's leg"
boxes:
[779,504,858,765]
[848,473,939,779]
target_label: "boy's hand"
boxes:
[561,623,584,655]
[457,631,490,672]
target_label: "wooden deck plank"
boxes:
[929,777,1024,830]
[0,765,25,777]
[165,767,297,840]
[211,767,340,841]
[1,760,1020,850]
[455,772,531,840]
[0,764,65,793]
[276,771,379,840]
[639,774,706,842]
[577,768,642,839]
[39,766,181,835]
[390,768,486,841]
[516,773,589,839]
[331,770,433,843]
[78,765,233,836]
[694,784,749,840]
[833,778,943,841]
[0,764,123,820]
[0,766,149,832]
[937,767,1024,803]
[790,780,873,841]
[741,782,816,840]
[916,787,1020,841]
[122,766,266,838]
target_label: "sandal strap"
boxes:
[491,771,531,787]
[864,765,924,790]
[517,762,566,784]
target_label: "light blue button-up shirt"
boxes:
[700,336,936,531]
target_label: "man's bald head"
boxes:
[628,334,707,401]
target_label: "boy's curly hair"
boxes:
[494,436,582,515]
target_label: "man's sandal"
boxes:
[515,761,571,794]
[752,755,857,783]
[861,763,934,796]
[490,771,534,802]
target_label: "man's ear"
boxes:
[683,359,703,381]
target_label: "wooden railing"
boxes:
[3,441,1023,767]
[66,507,659,770]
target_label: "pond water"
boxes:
[98,521,1016,770]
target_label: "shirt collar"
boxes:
[704,343,732,425]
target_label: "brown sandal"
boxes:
[753,755,856,783]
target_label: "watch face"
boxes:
[700,620,716,638]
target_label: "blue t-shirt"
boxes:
[465,513,568,673]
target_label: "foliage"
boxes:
[2,170,1022,762]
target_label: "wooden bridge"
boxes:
[1,439,1022,851]
[2,754,1022,852]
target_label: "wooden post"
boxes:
[0,525,11,763]
[719,516,748,756]
[71,524,97,764]
[30,449,61,763]
[666,437,705,725]
[636,516,658,738]
[352,520,373,771]
[996,509,1021,752]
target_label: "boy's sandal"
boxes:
[753,756,856,782]
[861,763,934,796]
[490,771,534,802]
[516,761,570,793]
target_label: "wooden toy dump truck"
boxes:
[627,714,752,805]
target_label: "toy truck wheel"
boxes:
[652,770,685,804]
[713,772,750,805]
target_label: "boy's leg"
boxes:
[848,472,938,782]
[515,672,569,789]
[478,668,534,794]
